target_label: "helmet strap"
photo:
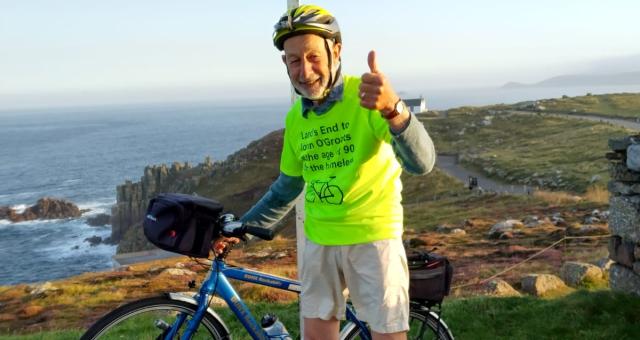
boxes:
[321,38,341,99]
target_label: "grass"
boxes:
[4,290,638,340]
[533,93,640,119]
[423,112,632,192]
[443,290,640,340]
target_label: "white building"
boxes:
[402,96,427,113]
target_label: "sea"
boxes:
[2,84,640,286]
[0,102,288,285]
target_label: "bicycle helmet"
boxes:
[273,4,341,51]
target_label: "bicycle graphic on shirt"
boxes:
[305,176,344,205]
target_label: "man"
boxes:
[240,5,436,340]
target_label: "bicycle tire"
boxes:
[340,310,453,340]
[81,296,229,340]
[323,185,344,205]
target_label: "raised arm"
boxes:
[359,50,436,175]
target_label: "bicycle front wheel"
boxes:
[81,296,229,340]
[341,310,454,340]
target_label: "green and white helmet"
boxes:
[273,4,341,51]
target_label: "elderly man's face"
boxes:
[282,34,340,100]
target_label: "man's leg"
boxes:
[303,317,340,340]
[300,240,348,339]
[342,238,410,337]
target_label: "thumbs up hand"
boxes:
[359,50,401,116]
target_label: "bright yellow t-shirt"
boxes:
[280,75,403,245]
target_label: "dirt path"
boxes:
[436,154,533,194]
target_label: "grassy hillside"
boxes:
[518,92,640,119]
[423,110,632,192]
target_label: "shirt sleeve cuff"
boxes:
[390,113,413,136]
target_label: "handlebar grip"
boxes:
[245,226,274,241]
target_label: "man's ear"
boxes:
[332,42,342,61]
[281,54,287,64]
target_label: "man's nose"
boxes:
[299,59,313,80]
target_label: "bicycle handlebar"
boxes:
[219,214,274,241]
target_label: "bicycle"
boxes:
[81,213,454,339]
[305,176,344,205]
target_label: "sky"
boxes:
[1,0,639,109]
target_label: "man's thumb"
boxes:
[368,50,379,73]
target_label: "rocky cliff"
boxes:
[112,129,289,253]
[0,197,82,222]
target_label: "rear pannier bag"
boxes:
[143,193,223,258]
[406,250,454,304]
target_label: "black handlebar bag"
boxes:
[143,193,224,258]
[406,250,454,305]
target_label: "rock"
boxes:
[273,251,288,259]
[86,213,111,226]
[608,196,640,243]
[583,215,600,224]
[609,135,640,152]
[551,216,567,227]
[84,235,102,246]
[608,180,640,196]
[627,144,640,172]
[560,262,605,287]
[596,257,614,272]
[609,162,640,182]
[521,274,571,297]
[450,228,467,236]
[608,236,636,267]
[483,279,521,297]
[498,232,514,240]
[28,282,61,297]
[609,264,640,296]
[523,215,540,228]
[436,224,454,233]
[3,198,82,223]
[606,151,625,161]
[160,268,196,277]
[634,262,640,276]
[18,305,45,319]
[488,219,523,238]
[0,206,14,220]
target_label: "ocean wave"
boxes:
[10,204,28,214]
[61,179,82,186]
[79,200,116,216]
[39,228,116,260]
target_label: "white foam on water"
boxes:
[62,179,82,185]
[11,204,28,214]
[35,218,115,258]
[79,200,116,216]
[1,218,61,230]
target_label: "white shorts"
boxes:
[300,237,410,334]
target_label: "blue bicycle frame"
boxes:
[167,258,371,340]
